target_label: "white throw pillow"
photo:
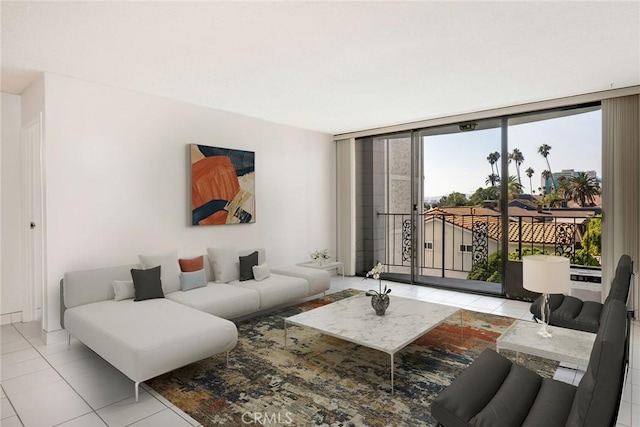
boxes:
[139,251,181,294]
[207,247,239,283]
[252,263,270,282]
[112,280,135,301]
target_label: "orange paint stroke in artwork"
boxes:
[192,155,240,211]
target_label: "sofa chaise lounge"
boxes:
[61,247,331,400]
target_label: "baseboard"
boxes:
[0,311,23,325]
[42,328,67,344]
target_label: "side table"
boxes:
[496,320,596,367]
[296,261,345,277]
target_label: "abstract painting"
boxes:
[190,144,255,225]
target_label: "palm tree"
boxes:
[509,148,525,187]
[485,173,500,187]
[541,170,552,194]
[571,172,601,206]
[503,175,523,200]
[487,152,500,179]
[525,167,535,194]
[538,144,555,189]
[556,176,573,201]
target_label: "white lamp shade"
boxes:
[522,255,571,294]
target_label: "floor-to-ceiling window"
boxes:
[355,103,602,299]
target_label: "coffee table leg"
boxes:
[390,353,394,394]
[284,320,288,349]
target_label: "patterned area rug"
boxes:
[147,290,558,426]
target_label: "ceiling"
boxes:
[2,1,639,135]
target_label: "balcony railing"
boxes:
[378,211,598,279]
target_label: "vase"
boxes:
[370,294,390,316]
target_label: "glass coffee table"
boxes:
[284,294,461,392]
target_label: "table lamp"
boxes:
[522,255,571,338]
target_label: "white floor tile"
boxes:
[1,397,16,419]
[467,296,505,311]
[9,380,91,427]
[170,406,200,426]
[1,386,5,398]
[0,356,50,382]
[553,367,576,385]
[1,340,32,355]
[442,293,482,306]
[129,408,193,427]
[0,415,22,426]
[32,338,86,356]
[1,367,64,397]
[11,321,42,339]
[55,354,111,380]
[143,385,174,408]
[1,348,42,368]
[67,365,135,410]
[44,345,95,367]
[56,411,108,427]
[1,327,25,345]
[96,391,165,427]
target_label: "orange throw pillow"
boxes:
[179,256,204,272]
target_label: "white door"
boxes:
[21,114,44,322]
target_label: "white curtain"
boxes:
[336,138,356,275]
[601,95,640,313]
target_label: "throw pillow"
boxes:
[207,247,240,283]
[239,251,259,281]
[180,269,207,291]
[139,251,181,294]
[131,266,164,301]
[179,255,204,272]
[112,280,135,301]
[252,263,270,282]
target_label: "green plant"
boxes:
[467,251,502,283]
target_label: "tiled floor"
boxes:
[1,275,637,426]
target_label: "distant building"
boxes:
[541,169,597,195]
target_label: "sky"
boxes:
[422,109,602,200]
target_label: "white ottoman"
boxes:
[270,265,331,296]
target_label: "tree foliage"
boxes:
[438,191,468,207]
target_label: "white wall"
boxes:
[21,73,335,332]
[1,93,23,322]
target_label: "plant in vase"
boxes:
[365,262,391,315]
[310,249,330,266]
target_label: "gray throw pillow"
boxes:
[180,269,207,291]
[138,251,181,294]
[239,251,259,281]
[131,266,164,301]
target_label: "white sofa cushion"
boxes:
[166,283,260,319]
[230,273,309,310]
[270,265,331,295]
[112,280,135,301]
[253,263,270,282]
[207,247,239,283]
[139,251,181,294]
[64,298,237,383]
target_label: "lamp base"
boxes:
[537,322,553,338]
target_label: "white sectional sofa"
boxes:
[61,248,331,401]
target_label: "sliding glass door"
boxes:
[355,103,602,299]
